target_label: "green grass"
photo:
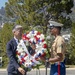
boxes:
[66,65,75,68]
[39,65,75,68]
[0,65,75,69]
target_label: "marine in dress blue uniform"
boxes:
[48,21,66,75]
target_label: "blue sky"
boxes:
[0,0,8,8]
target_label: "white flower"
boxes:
[21,52,25,56]
[33,31,38,36]
[26,34,31,38]
[37,35,40,38]
[29,38,34,42]
[42,41,46,44]
[18,48,23,53]
[18,56,21,61]
[32,58,41,64]
[40,34,44,39]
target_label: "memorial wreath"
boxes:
[16,30,47,71]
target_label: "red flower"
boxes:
[42,39,45,42]
[34,36,39,41]
[21,58,26,62]
[22,34,30,40]
[41,52,46,57]
[29,40,32,43]
[37,32,41,35]
[43,44,47,48]
[24,53,28,57]
[16,51,20,55]
[16,51,18,54]
[20,61,22,64]
[35,57,38,60]
[31,60,33,62]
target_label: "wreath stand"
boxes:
[35,61,49,75]
[36,68,40,75]
[45,57,50,75]
[45,61,48,75]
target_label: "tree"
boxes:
[5,0,74,65]
[68,22,75,64]
[0,23,13,67]
[5,0,74,34]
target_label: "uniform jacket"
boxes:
[51,35,66,61]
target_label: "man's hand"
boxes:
[46,59,49,62]
[18,67,25,75]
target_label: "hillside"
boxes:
[0,7,5,15]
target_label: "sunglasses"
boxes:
[49,26,54,29]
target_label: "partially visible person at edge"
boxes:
[6,25,27,75]
[47,21,66,75]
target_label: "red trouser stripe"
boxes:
[58,62,60,75]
